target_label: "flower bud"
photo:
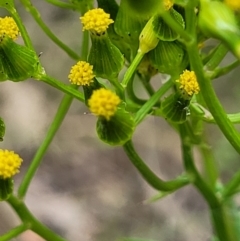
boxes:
[139,17,159,54]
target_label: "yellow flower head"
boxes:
[0,150,22,179]
[164,0,174,10]
[88,88,121,120]
[176,70,200,98]
[80,8,114,34]
[0,17,19,40]
[224,0,240,10]
[68,61,95,86]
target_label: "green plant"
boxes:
[0,0,240,240]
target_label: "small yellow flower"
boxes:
[164,0,174,10]
[224,0,240,10]
[0,150,22,179]
[68,61,95,86]
[176,70,200,98]
[80,8,114,34]
[88,88,121,120]
[0,17,19,40]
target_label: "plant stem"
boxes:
[17,90,77,199]
[45,0,76,9]
[185,4,240,155]
[18,30,89,199]
[179,124,237,241]
[222,171,240,199]
[121,51,144,88]
[0,224,29,241]
[4,2,34,49]
[123,140,189,191]
[134,79,174,125]
[39,75,84,102]
[204,43,229,71]
[19,0,80,60]
[7,195,67,241]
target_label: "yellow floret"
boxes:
[176,70,200,98]
[88,88,121,120]
[164,0,174,10]
[0,17,19,40]
[224,0,240,10]
[68,61,95,86]
[0,150,22,179]
[80,8,114,34]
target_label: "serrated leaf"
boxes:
[96,109,135,145]
[0,35,39,82]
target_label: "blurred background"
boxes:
[0,1,240,241]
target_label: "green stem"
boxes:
[222,171,240,199]
[19,0,80,60]
[179,124,218,207]
[45,0,76,9]
[39,74,84,102]
[123,140,189,191]
[204,43,229,71]
[126,76,147,105]
[137,74,155,96]
[109,77,125,100]
[134,79,174,125]
[0,224,29,241]
[211,60,240,79]
[121,51,144,88]
[185,5,240,155]
[179,124,237,241]
[200,141,218,189]
[5,3,34,49]
[18,31,89,199]
[7,195,67,241]
[17,91,77,199]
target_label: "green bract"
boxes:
[96,109,135,145]
[149,40,188,74]
[0,178,13,201]
[88,32,124,79]
[161,93,190,123]
[0,35,39,82]
[83,77,103,106]
[0,117,5,141]
[153,8,185,41]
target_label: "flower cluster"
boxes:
[0,150,22,179]
[164,0,174,10]
[88,88,121,120]
[176,70,200,98]
[68,61,95,86]
[80,8,114,34]
[224,0,240,10]
[0,17,19,40]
